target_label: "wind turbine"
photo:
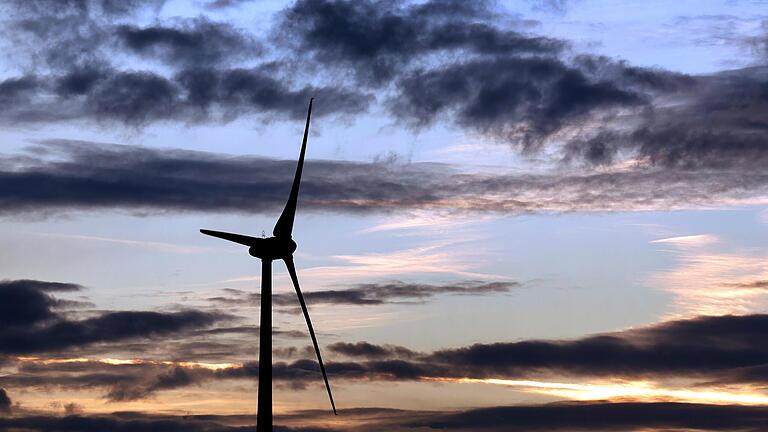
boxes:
[200,98,336,431]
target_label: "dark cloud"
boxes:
[82,71,180,124]
[391,56,644,150]
[329,342,419,359]
[529,0,572,14]
[278,0,563,85]
[0,67,369,125]
[116,18,262,66]
[0,411,339,432]
[0,310,225,355]
[217,281,519,307]
[0,279,226,355]
[2,140,767,218]
[294,280,517,305]
[423,314,768,381]
[3,403,768,431]
[3,0,166,17]
[0,76,39,104]
[0,388,10,414]
[1,0,368,125]
[204,0,253,9]
[64,402,84,415]
[562,66,768,169]
[4,360,172,399]
[0,0,764,178]
[7,314,768,403]
[0,279,79,327]
[274,0,768,170]
[0,279,83,292]
[107,366,196,401]
[276,0,702,152]
[224,314,768,386]
[3,0,163,71]
[414,402,768,431]
[727,280,768,289]
[175,66,371,120]
[0,415,245,432]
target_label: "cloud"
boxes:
[413,402,768,431]
[30,232,207,254]
[562,66,768,170]
[1,310,226,355]
[292,280,516,305]
[0,279,226,355]
[106,366,195,401]
[650,248,768,317]
[2,403,768,431]
[328,342,419,359]
[650,234,719,247]
[422,314,768,381]
[3,0,166,17]
[390,56,645,149]
[116,17,262,66]
[204,0,253,10]
[0,67,370,126]
[0,0,765,182]
[274,0,768,171]
[214,280,518,307]
[0,388,10,414]
[0,279,83,292]
[281,314,768,388]
[6,313,768,404]
[2,140,767,218]
[3,357,247,402]
[0,414,256,432]
[1,0,369,126]
[0,279,81,327]
[277,0,564,85]
[213,278,521,308]
[728,280,768,289]
[276,0,703,152]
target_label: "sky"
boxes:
[1,0,768,430]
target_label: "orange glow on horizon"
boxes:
[429,377,768,406]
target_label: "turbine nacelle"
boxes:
[248,236,297,260]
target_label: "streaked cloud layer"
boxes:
[1,140,767,216]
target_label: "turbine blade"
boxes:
[273,98,313,238]
[199,229,258,247]
[283,256,337,415]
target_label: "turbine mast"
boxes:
[200,99,335,432]
[256,259,272,432]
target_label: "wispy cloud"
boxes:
[322,246,497,280]
[224,237,509,286]
[29,232,208,254]
[651,250,768,316]
[650,234,719,247]
[360,210,496,234]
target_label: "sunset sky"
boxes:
[1,0,768,431]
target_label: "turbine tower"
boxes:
[200,99,336,431]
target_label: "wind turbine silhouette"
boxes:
[200,99,336,431]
